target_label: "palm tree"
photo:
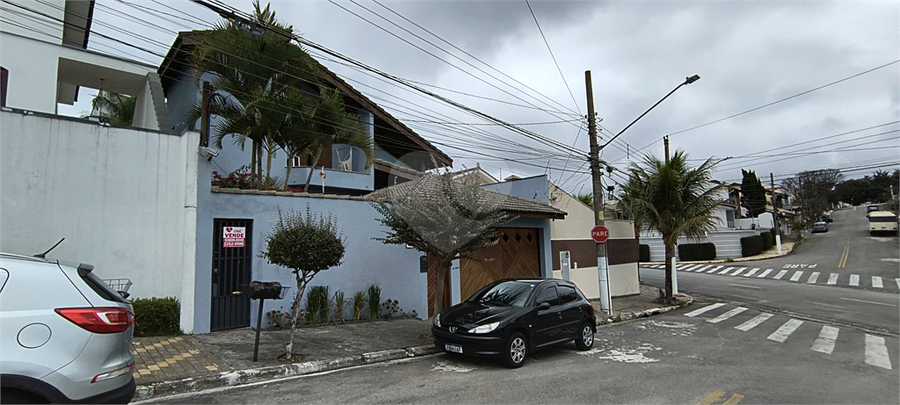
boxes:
[627,150,722,299]
[190,1,373,189]
[189,0,319,183]
[616,175,648,250]
[88,91,135,126]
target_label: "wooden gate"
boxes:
[460,228,540,304]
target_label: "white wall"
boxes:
[0,112,198,316]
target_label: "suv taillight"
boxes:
[55,307,134,334]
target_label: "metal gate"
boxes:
[211,219,252,331]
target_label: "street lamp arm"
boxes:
[599,75,700,151]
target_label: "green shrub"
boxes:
[741,235,764,257]
[352,291,366,321]
[305,286,329,324]
[333,290,345,323]
[678,243,717,261]
[367,284,381,320]
[131,297,181,337]
[760,230,774,251]
[639,244,651,262]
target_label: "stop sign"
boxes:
[591,225,609,243]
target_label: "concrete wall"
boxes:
[548,184,640,298]
[191,167,428,334]
[0,111,199,331]
[640,229,763,262]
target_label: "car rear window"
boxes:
[558,284,578,304]
[80,270,129,304]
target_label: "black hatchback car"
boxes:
[432,278,596,368]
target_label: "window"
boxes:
[558,284,578,304]
[534,285,559,307]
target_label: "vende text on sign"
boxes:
[223,226,246,248]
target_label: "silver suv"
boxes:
[0,253,136,403]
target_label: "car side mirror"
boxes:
[537,302,550,311]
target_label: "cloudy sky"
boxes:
[64,0,899,195]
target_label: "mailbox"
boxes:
[248,281,282,300]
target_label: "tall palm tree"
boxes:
[190,1,373,189]
[190,0,319,182]
[616,175,648,250]
[628,150,722,299]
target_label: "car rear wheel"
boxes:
[503,332,527,368]
[575,322,594,350]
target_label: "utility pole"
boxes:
[585,70,612,316]
[771,173,782,254]
[662,135,677,295]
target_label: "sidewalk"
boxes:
[130,285,687,402]
[131,242,793,401]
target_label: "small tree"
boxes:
[259,207,345,359]
[367,172,510,316]
[740,169,768,218]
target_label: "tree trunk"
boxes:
[664,241,675,299]
[431,257,453,316]
[250,141,257,184]
[285,153,293,188]
[304,149,323,192]
[286,274,308,359]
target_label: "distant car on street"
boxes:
[820,214,833,223]
[432,278,596,368]
[812,221,829,233]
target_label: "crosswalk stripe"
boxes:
[681,264,697,272]
[742,268,760,277]
[789,270,804,282]
[705,265,723,273]
[735,313,773,331]
[811,325,839,354]
[872,276,883,288]
[698,391,726,405]
[849,274,860,287]
[696,265,712,272]
[684,303,726,317]
[773,270,788,280]
[827,273,839,285]
[719,267,735,275]
[757,269,773,278]
[865,334,892,370]
[767,319,803,342]
[730,267,747,276]
[708,307,748,323]
[807,272,820,284]
[895,278,900,290]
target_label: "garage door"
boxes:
[459,228,540,300]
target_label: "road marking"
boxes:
[805,301,848,309]
[807,272,820,284]
[767,319,803,342]
[735,313,773,331]
[849,274,859,286]
[789,270,804,282]
[742,268,760,277]
[896,278,900,290]
[682,264,697,272]
[719,267,735,275]
[698,391,726,405]
[838,245,849,268]
[696,265,712,272]
[810,325,839,354]
[727,283,761,289]
[704,265,722,273]
[773,270,788,280]
[684,303,725,317]
[757,269,773,278]
[840,297,896,307]
[872,276,883,288]
[708,307,748,323]
[865,334,892,370]
[723,394,744,405]
[730,267,747,276]
[827,273,839,285]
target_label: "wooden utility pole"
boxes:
[585,71,612,315]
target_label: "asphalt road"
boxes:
[140,302,899,404]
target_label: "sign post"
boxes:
[590,225,612,314]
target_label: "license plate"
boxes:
[445,343,463,354]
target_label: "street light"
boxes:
[585,72,700,316]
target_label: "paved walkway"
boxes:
[132,244,792,401]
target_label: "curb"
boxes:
[133,345,439,401]
[597,294,693,325]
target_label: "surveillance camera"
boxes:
[200,146,219,159]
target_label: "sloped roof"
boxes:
[364,174,566,219]
[157,30,451,167]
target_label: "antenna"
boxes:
[34,238,65,258]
